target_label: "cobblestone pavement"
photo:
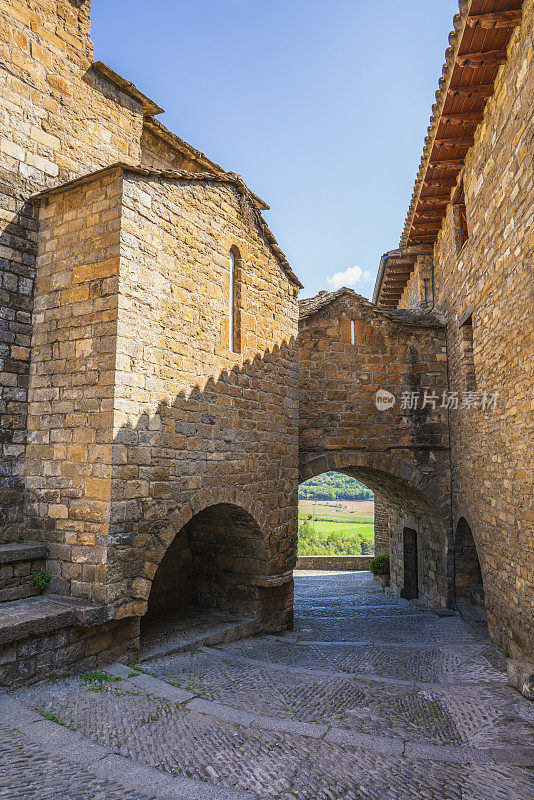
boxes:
[6,571,534,800]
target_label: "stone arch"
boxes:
[454,516,484,606]
[299,450,451,607]
[137,489,292,631]
[136,487,272,598]
[300,449,449,516]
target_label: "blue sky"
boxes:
[92,0,458,298]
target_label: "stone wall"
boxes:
[0,0,145,538]
[26,169,123,602]
[0,615,138,688]
[373,493,389,556]
[27,166,300,632]
[295,555,373,571]
[399,254,433,310]
[139,125,204,173]
[427,2,533,658]
[299,290,452,606]
[107,170,299,628]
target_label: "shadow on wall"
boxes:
[144,502,269,622]
[105,338,298,630]
[339,465,450,607]
[0,202,37,542]
[454,516,485,607]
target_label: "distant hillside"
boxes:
[299,471,373,501]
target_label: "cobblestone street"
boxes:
[3,571,534,800]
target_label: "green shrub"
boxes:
[369,554,390,576]
[32,570,52,593]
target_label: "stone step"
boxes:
[0,594,115,687]
[0,594,111,646]
[0,542,48,603]
[139,607,258,662]
[457,601,489,637]
[467,582,485,607]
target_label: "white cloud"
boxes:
[326,266,372,290]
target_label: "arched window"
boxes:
[228,248,241,353]
[229,251,235,351]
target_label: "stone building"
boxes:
[0,0,532,689]
[1,0,300,682]
[372,0,533,668]
[299,290,451,607]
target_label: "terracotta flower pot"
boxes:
[378,574,390,589]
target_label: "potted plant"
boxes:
[369,554,390,588]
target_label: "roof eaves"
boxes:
[299,286,445,328]
[400,1,471,247]
[373,250,400,305]
[143,118,270,211]
[299,287,373,319]
[91,61,164,117]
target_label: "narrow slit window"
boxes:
[228,248,241,353]
[350,319,355,345]
[459,202,468,247]
[229,251,235,351]
[459,305,476,390]
[457,181,469,249]
[424,278,432,304]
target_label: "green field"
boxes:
[298,502,375,557]
[298,512,374,537]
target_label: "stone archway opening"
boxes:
[299,455,450,608]
[454,517,484,607]
[140,503,275,657]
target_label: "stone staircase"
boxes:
[0,541,48,603]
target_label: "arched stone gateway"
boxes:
[299,452,450,607]
[299,289,453,608]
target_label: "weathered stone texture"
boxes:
[398,254,433,310]
[373,493,389,556]
[0,614,138,688]
[139,125,206,173]
[427,2,534,658]
[109,171,299,626]
[0,542,47,602]
[1,0,532,686]
[26,169,123,601]
[0,0,144,537]
[295,555,374,570]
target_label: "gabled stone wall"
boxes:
[27,166,299,630]
[108,171,299,625]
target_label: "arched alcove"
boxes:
[144,502,270,623]
[454,516,484,606]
